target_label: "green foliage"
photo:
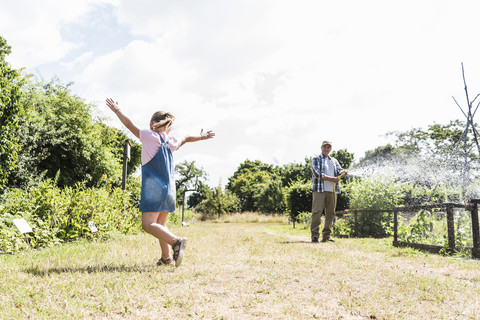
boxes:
[347,176,405,237]
[286,180,312,226]
[278,158,311,187]
[389,120,466,153]
[402,183,447,206]
[196,185,240,219]
[295,211,312,229]
[187,181,210,208]
[400,210,435,243]
[333,215,355,236]
[254,178,287,214]
[0,37,24,190]
[96,123,141,178]
[396,209,473,249]
[357,144,402,166]
[0,178,141,252]
[454,209,473,247]
[7,78,141,189]
[175,160,207,206]
[331,149,354,169]
[227,160,277,211]
[166,208,195,225]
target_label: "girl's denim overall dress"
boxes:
[139,133,176,212]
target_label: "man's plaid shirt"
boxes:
[311,154,343,194]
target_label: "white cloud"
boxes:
[0,0,115,68]
[3,0,480,186]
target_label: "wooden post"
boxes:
[122,141,131,191]
[446,203,456,254]
[470,199,480,259]
[393,209,398,245]
[354,210,358,237]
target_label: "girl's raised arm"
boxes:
[106,98,140,139]
[179,129,215,147]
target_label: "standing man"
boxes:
[311,140,347,243]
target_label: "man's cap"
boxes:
[322,140,332,147]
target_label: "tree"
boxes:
[175,160,207,207]
[187,181,211,208]
[227,160,278,212]
[278,158,311,187]
[195,185,240,219]
[96,123,141,178]
[0,37,24,190]
[8,78,141,188]
[331,149,354,169]
[254,178,286,213]
[286,180,312,227]
[356,120,479,196]
[357,144,400,166]
[386,120,468,156]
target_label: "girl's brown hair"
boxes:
[150,111,175,132]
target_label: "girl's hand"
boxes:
[106,98,120,113]
[105,98,140,138]
[200,129,215,140]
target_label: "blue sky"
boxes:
[2,0,480,186]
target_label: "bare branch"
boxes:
[462,62,472,112]
[471,93,480,105]
[454,127,468,150]
[473,100,480,118]
[453,96,468,119]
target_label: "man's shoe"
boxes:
[321,237,334,242]
[312,236,319,243]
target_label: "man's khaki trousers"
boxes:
[311,191,335,240]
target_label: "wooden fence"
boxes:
[335,199,480,259]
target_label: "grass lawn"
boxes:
[1,218,480,319]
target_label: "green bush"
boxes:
[0,178,141,252]
[0,36,24,191]
[333,215,355,237]
[254,179,287,214]
[196,185,240,220]
[347,176,405,237]
[295,211,312,229]
[286,180,312,227]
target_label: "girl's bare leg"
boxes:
[142,212,177,246]
[156,212,171,259]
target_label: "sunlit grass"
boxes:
[207,211,288,224]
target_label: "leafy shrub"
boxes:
[254,179,287,214]
[286,180,312,227]
[333,215,355,237]
[167,208,195,225]
[0,177,141,252]
[398,208,473,246]
[196,185,240,220]
[346,176,405,237]
[295,211,312,229]
[397,210,437,244]
[0,36,24,191]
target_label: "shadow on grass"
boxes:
[23,263,165,276]
[278,240,314,244]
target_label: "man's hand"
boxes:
[323,176,339,183]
